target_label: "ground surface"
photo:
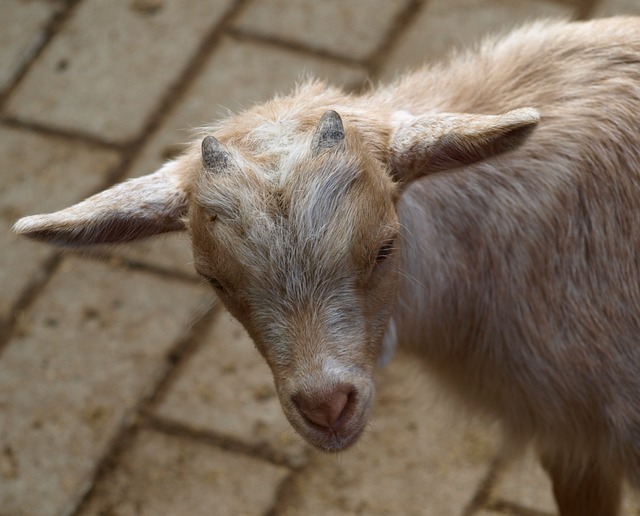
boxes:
[2,0,640,515]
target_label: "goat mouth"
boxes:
[312,424,367,452]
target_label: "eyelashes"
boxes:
[207,277,223,289]
[376,239,395,263]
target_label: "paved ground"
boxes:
[2,0,640,515]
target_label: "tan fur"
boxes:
[13,18,640,515]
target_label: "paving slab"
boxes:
[6,0,234,143]
[595,0,640,15]
[0,0,64,93]
[155,310,310,467]
[0,258,208,516]
[488,450,557,514]
[128,36,368,180]
[380,0,575,80]
[108,232,197,279]
[80,428,290,516]
[489,447,640,515]
[488,469,640,516]
[623,488,640,514]
[119,36,367,274]
[0,126,119,321]
[235,0,411,61]
[274,352,499,515]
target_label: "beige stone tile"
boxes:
[275,352,500,515]
[595,0,640,16]
[490,452,640,515]
[380,0,575,80]
[128,36,367,179]
[0,127,119,320]
[623,487,640,515]
[0,0,64,92]
[155,311,310,467]
[118,37,366,274]
[0,258,209,516]
[489,450,557,514]
[81,428,289,516]
[111,232,197,278]
[6,0,233,143]
[235,0,411,61]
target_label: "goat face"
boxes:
[188,111,399,451]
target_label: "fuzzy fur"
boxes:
[13,17,640,515]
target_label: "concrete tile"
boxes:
[0,126,119,320]
[0,0,64,93]
[380,0,575,80]
[275,352,500,515]
[489,450,557,514]
[111,232,197,278]
[0,258,208,516]
[128,36,367,179]
[118,37,366,274]
[155,311,310,467]
[235,0,411,60]
[81,428,290,516]
[623,488,640,515]
[6,0,234,143]
[490,451,640,515]
[595,0,640,16]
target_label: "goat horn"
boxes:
[202,135,232,172]
[312,110,345,152]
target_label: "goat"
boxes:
[13,17,640,515]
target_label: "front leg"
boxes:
[540,453,622,516]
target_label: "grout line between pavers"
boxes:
[484,499,555,516]
[462,455,505,516]
[61,247,201,285]
[0,116,124,152]
[0,0,83,111]
[226,27,367,69]
[136,301,222,413]
[264,455,317,516]
[574,0,600,19]
[365,0,429,78]
[264,466,303,516]
[0,252,63,358]
[146,414,299,470]
[69,299,220,516]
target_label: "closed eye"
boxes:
[197,273,224,291]
[376,239,395,263]
[207,277,224,290]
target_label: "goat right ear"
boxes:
[388,108,540,184]
[13,159,190,246]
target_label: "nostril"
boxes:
[292,385,355,431]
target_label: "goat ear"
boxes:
[12,159,189,246]
[388,108,540,183]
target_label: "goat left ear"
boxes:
[388,107,540,184]
[13,159,190,246]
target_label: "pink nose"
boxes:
[293,385,355,430]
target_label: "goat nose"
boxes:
[292,385,354,430]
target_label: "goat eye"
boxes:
[376,240,395,263]
[207,277,224,290]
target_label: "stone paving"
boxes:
[2,0,640,515]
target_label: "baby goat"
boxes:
[14,17,640,515]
